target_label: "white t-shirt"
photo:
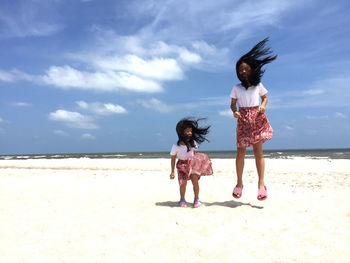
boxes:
[230,83,267,107]
[170,142,198,160]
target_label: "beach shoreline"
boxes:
[0,158,349,262]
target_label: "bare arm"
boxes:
[259,95,268,113]
[231,98,241,118]
[170,155,176,179]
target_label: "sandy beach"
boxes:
[0,158,349,263]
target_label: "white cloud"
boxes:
[11,102,32,107]
[302,89,325,96]
[285,126,294,130]
[37,38,204,93]
[53,130,69,136]
[74,27,228,78]
[92,55,184,81]
[219,109,233,117]
[192,41,217,54]
[89,32,202,63]
[76,101,88,109]
[136,98,173,113]
[96,33,227,70]
[48,110,98,129]
[335,112,347,119]
[0,117,3,122]
[305,115,329,120]
[81,133,95,140]
[178,49,202,64]
[0,69,37,83]
[0,70,14,82]
[137,96,229,114]
[149,44,203,65]
[63,38,207,89]
[76,101,128,115]
[41,66,163,93]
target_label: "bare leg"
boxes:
[190,174,199,199]
[253,141,265,190]
[235,147,246,188]
[180,181,187,200]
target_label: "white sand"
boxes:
[0,158,349,263]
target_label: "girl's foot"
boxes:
[178,200,188,208]
[193,199,202,208]
[257,186,268,201]
[232,185,243,199]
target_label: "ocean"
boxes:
[1,148,350,160]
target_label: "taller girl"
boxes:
[230,38,277,201]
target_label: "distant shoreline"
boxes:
[1,148,350,160]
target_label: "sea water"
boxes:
[1,148,350,160]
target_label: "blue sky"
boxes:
[1,0,350,154]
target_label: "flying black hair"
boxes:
[236,37,277,89]
[176,117,210,152]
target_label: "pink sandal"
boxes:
[178,200,188,208]
[257,186,268,201]
[193,199,202,208]
[232,185,243,199]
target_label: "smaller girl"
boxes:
[170,118,213,208]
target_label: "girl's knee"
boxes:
[180,181,187,188]
[254,154,264,161]
[253,142,263,156]
[190,174,199,182]
[236,147,246,158]
[253,149,263,159]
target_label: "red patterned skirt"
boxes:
[176,153,213,186]
[236,106,273,148]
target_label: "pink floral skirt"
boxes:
[236,106,273,148]
[176,153,213,186]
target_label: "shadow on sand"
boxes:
[155,200,263,209]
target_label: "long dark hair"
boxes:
[236,37,277,89]
[176,117,210,152]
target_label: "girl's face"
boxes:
[238,62,251,80]
[183,127,192,141]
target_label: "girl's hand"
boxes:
[258,106,265,114]
[233,111,241,118]
[170,172,175,180]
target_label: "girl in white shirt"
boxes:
[170,118,213,208]
[230,38,276,201]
